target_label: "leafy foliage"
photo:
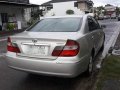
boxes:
[96,55,120,90]
[116,7,120,16]
[6,23,15,31]
[31,9,43,20]
[66,9,74,15]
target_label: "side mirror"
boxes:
[101,25,106,29]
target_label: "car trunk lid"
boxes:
[10,32,79,60]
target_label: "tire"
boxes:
[99,36,105,52]
[99,43,104,52]
[85,56,94,76]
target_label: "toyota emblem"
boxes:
[32,39,37,43]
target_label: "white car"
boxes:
[111,15,116,19]
[5,15,105,77]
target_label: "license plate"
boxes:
[24,45,49,56]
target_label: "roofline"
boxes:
[40,0,94,7]
[0,1,39,7]
[52,0,77,3]
[40,1,77,6]
[40,4,53,6]
[77,0,93,4]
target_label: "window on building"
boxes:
[1,13,8,23]
[74,2,78,7]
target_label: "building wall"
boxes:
[43,1,94,17]
[0,5,23,20]
[78,3,91,11]
[53,1,76,15]
[105,6,116,11]
[24,8,31,22]
[105,5,116,16]
[78,3,88,12]
[45,1,84,16]
[0,5,26,30]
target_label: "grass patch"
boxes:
[96,55,120,90]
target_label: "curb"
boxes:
[97,22,120,68]
[92,22,120,90]
[112,49,120,56]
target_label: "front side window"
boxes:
[27,17,83,32]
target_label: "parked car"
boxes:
[98,15,104,20]
[5,15,105,78]
[104,16,107,19]
[104,15,110,19]
[106,15,110,19]
[118,15,120,21]
[111,15,116,19]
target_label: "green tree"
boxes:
[96,6,105,16]
[66,10,74,15]
[31,9,43,20]
[116,7,120,16]
[97,6,105,11]
[27,9,43,26]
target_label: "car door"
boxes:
[88,17,101,54]
[92,18,104,51]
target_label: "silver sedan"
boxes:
[5,15,105,77]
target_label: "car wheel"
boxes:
[100,43,104,52]
[85,56,93,76]
[100,36,105,52]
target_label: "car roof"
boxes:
[44,14,90,19]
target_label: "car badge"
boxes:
[32,39,37,43]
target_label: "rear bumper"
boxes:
[5,53,89,78]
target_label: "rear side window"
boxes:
[92,18,101,29]
[27,18,83,32]
[88,17,100,31]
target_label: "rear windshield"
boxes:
[27,17,83,32]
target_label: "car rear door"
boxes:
[91,17,104,50]
[88,17,101,54]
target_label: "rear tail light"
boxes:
[7,37,21,53]
[52,40,80,57]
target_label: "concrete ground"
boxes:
[98,33,120,90]
[102,80,120,90]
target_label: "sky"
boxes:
[30,0,120,7]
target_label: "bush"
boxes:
[66,9,74,15]
[6,23,15,31]
[27,20,35,26]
